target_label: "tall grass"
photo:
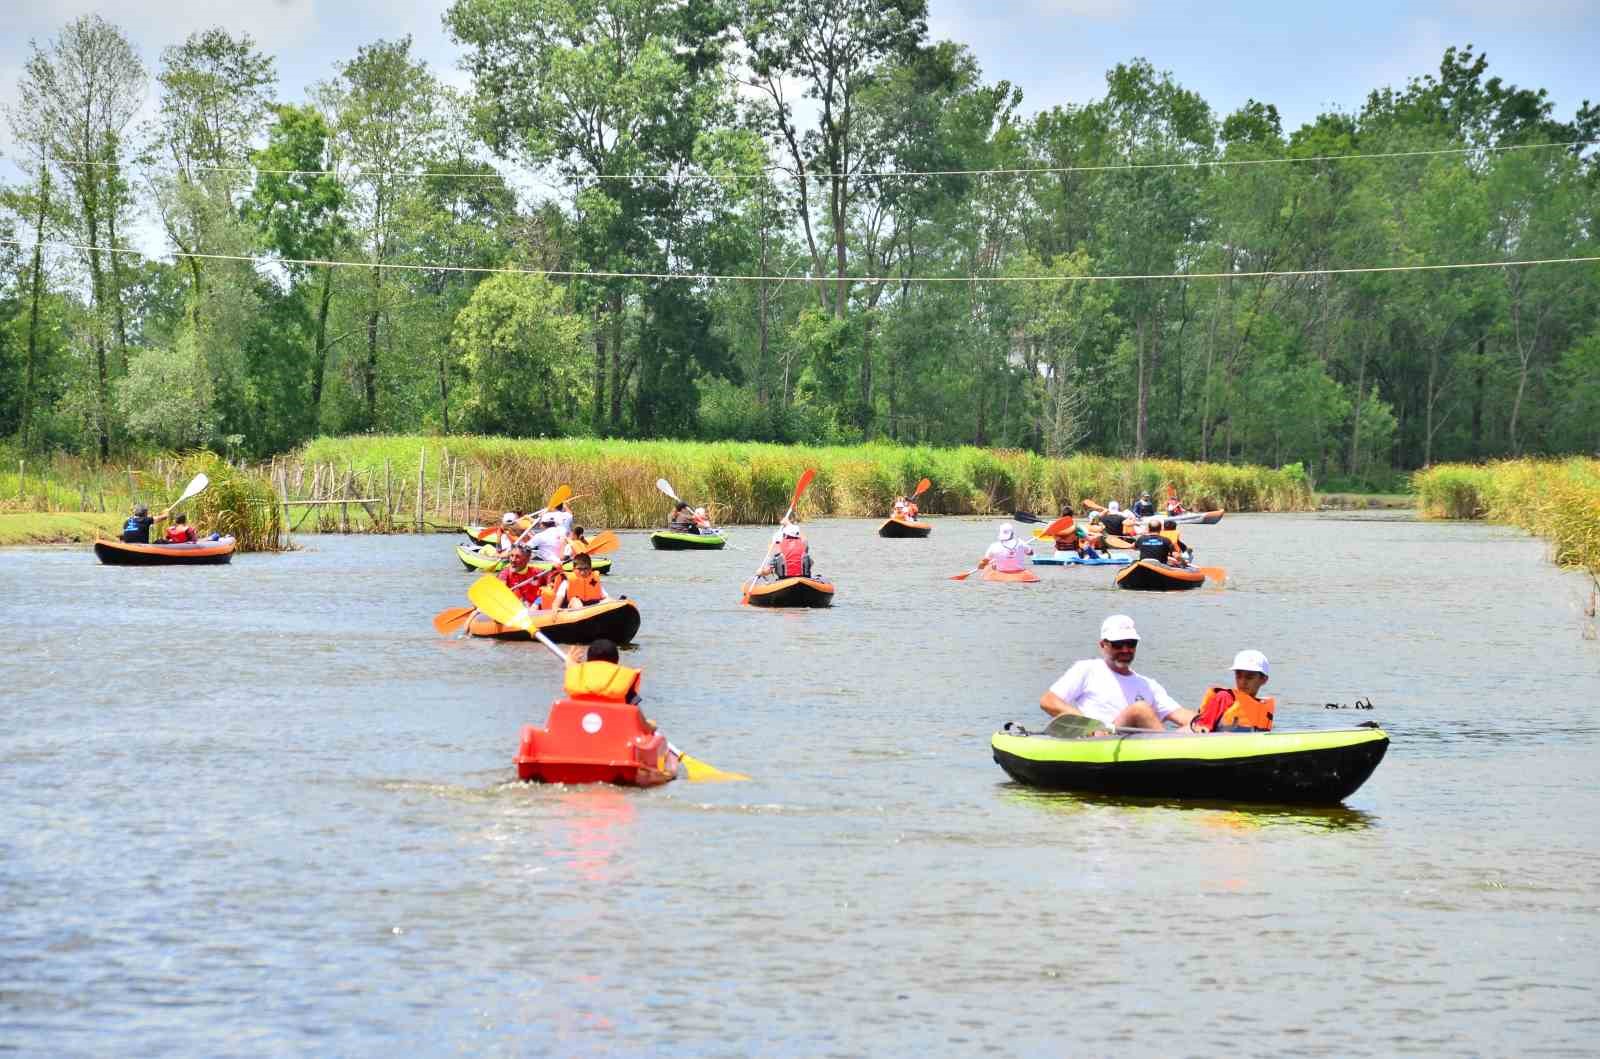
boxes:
[0,447,284,552]
[297,435,1313,528]
[1415,458,1600,574]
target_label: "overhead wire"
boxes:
[25,138,1596,184]
[4,237,1596,285]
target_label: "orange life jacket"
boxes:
[566,570,605,604]
[538,573,565,611]
[776,537,807,577]
[1199,685,1276,731]
[563,661,641,701]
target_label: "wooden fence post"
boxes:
[416,447,426,533]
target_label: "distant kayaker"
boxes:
[1135,519,1183,566]
[1160,519,1192,564]
[979,523,1034,573]
[769,521,814,579]
[668,501,699,533]
[489,511,522,553]
[554,551,609,610]
[163,513,199,544]
[1165,493,1187,516]
[1039,614,1197,733]
[1192,650,1274,733]
[1132,492,1157,518]
[120,504,171,544]
[522,516,568,564]
[1053,505,1101,558]
[1098,502,1129,538]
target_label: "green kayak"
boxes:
[991,725,1388,804]
[650,530,726,550]
[454,544,611,575]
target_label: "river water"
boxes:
[3,513,1598,1057]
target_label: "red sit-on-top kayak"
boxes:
[515,695,679,786]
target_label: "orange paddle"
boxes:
[911,477,930,497]
[948,565,984,581]
[431,605,477,636]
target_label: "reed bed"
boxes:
[296,435,1313,529]
[0,448,284,552]
[1415,458,1600,574]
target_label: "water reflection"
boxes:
[997,784,1378,831]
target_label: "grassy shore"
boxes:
[0,513,123,547]
[1414,458,1600,574]
[296,435,1314,528]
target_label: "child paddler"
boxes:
[565,638,645,709]
[1192,650,1275,733]
[552,551,608,610]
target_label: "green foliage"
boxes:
[1416,458,1600,573]
[451,272,589,435]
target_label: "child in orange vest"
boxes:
[1193,650,1275,732]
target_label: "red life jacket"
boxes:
[166,524,197,543]
[500,563,544,604]
[776,537,807,577]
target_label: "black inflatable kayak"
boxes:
[93,537,236,565]
[991,725,1388,803]
[745,576,834,608]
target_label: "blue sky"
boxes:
[3,0,1596,187]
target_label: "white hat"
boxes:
[1107,501,1120,512]
[782,523,801,538]
[694,507,706,517]
[502,512,518,526]
[1230,649,1269,676]
[997,523,1014,541]
[1100,614,1140,642]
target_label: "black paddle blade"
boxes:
[1012,510,1045,524]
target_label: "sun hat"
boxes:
[1230,649,1269,676]
[998,523,1014,541]
[694,507,706,517]
[1100,614,1140,642]
[502,512,518,525]
[782,523,801,538]
[1107,501,1120,512]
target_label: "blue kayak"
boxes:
[1033,554,1133,567]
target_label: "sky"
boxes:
[2,0,1596,214]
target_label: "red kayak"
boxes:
[515,695,679,786]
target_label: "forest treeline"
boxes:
[1,5,1597,489]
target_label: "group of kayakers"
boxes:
[1042,614,1274,734]
[485,500,611,613]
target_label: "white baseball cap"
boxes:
[501,512,518,525]
[1100,614,1140,642]
[1107,501,1120,512]
[782,523,801,538]
[1230,649,1269,675]
[997,523,1014,541]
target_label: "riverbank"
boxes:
[0,512,123,547]
[1414,457,1600,575]
[294,435,1314,529]
[1315,492,1413,510]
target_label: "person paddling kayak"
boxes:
[978,523,1033,573]
[121,504,172,544]
[768,521,814,579]
[1039,614,1198,733]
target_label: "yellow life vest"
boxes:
[1199,685,1276,731]
[563,661,641,701]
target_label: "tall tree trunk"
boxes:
[310,265,333,433]
[1134,317,1150,457]
[83,178,110,461]
[365,264,381,427]
[592,305,607,432]
[103,164,130,371]
[1349,344,1366,476]
[21,164,50,450]
[831,172,848,319]
[608,290,624,428]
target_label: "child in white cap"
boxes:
[978,522,1034,573]
[1192,650,1275,732]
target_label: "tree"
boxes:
[15,15,145,459]
[452,272,589,435]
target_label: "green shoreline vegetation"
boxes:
[1415,458,1600,575]
[3,436,1313,545]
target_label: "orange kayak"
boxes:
[877,517,933,538]
[93,537,236,565]
[745,576,835,607]
[982,568,1040,583]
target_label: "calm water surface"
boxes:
[3,513,1598,1056]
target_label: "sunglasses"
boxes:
[1106,639,1138,649]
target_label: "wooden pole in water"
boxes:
[416,447,425,533]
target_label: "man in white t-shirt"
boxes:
[1040,614,1198,732]
[523,519,569,564]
